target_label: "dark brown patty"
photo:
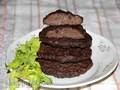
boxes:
[37,43,92,63]
[43,9,83,25]
[36,58,93,78]
[39,25,92,48]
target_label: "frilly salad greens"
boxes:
[6,37,52,90]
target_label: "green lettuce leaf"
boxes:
[6,37,52,90]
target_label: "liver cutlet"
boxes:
[39,25,92,48]
[43,9,83,25]
[36,58,93,78]
[37,43,92,63]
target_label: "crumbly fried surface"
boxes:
[36,58,93,78]
[39,25,92,48]
[37,43,92,63]
[43,9,83,25]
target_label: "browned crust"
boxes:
[37,43,92,63]
[39,25,92,48]
[36,58,93,78]
[43,9,83,25]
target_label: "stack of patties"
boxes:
[36,10,93,78]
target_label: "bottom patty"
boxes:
[36,58,93,78]
[37,43,92,63]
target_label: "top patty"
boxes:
[43,9,83,25]
[39,25,92,48]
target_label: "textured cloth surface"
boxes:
[0,0,120,90]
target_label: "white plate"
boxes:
[6,29,119,89]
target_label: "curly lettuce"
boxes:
[6,37,52,90]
